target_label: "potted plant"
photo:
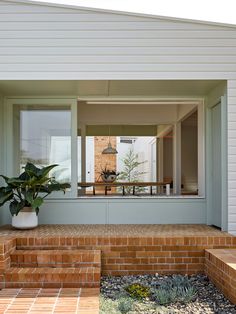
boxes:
[0,163,70,229]
[100,166,119,183]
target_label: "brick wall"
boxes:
[205,249,236,304]
[15,235,236,276]
[94,137,117,192]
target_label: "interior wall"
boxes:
[177,103,197,121]
[78,102,178,125]
[163,131,173,181]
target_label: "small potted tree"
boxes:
[0,163,70,229]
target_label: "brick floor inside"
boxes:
[0,287,100,314]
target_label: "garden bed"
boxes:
[100,274,236,314]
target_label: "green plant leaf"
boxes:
[25,191,34,205]
[0,175,10,184]
[9,200,25,216]
[38,164,58,178]
[0,190,13,206]
[31,197,43,210]
[47,182,70,193]
[24,162,41,177]
[7,178,25,186]
[19,171,30,181]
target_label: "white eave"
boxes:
[3,0,236,29]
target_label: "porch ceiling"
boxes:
[0,80,223,97]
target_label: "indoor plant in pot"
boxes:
[0,163,70,229]
[100,166,119,183]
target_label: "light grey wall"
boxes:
[206,82,227,230]
[38,198,206,225]
[0,1,236,80]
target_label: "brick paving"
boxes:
[0,287,100,314]
[0,224,230,237]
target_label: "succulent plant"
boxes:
[125,283,151,300]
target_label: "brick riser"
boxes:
[1,246,101,289]
[1,234,236,286]
[15,236,236,276]
[10,249,101,268]
[4,267,100,288]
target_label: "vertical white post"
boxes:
[5,98,14,177]
[157,138,164,182]
[198,101,205,197]
[81,124,86,183]
[71,99,78,197]
[173,122,181,195]
[166,184,170,196]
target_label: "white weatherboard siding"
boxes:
[1,0,236,232]
[0,1,236,79]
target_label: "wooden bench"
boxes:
[78,182,171,196]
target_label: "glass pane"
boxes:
[19,108,71,183]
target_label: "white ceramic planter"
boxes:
[12,207,38,229]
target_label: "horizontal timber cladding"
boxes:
[1,1,236,78]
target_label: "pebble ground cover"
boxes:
[100,274,236,314]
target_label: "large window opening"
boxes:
[12,98,203,198]
[77,100,203,197]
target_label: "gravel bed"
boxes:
[100,274,236,314]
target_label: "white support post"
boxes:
[166,184,170,196]
[173,122,181,195]
[157,138,164,182]
[71,100,78,198]
[198,101,205,197]
[81,124,86,183]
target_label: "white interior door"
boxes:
[212,102,222,228]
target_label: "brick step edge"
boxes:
[10,249,101,268]
[4,267,100,288]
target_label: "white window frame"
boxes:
[78,96,205,198]
[4,96,205,199]
[4,97,78,198]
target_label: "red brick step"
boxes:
[10,249,101,268]
[4,266,100,288]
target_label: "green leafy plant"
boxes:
[118,149,147,193]
[0,163,70,216]
[154,288,177,305]
[125,283,151,300]
[99,297,120,314]
[153,275,197,305]
[100,166,119,182]
[117,297,134,313]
